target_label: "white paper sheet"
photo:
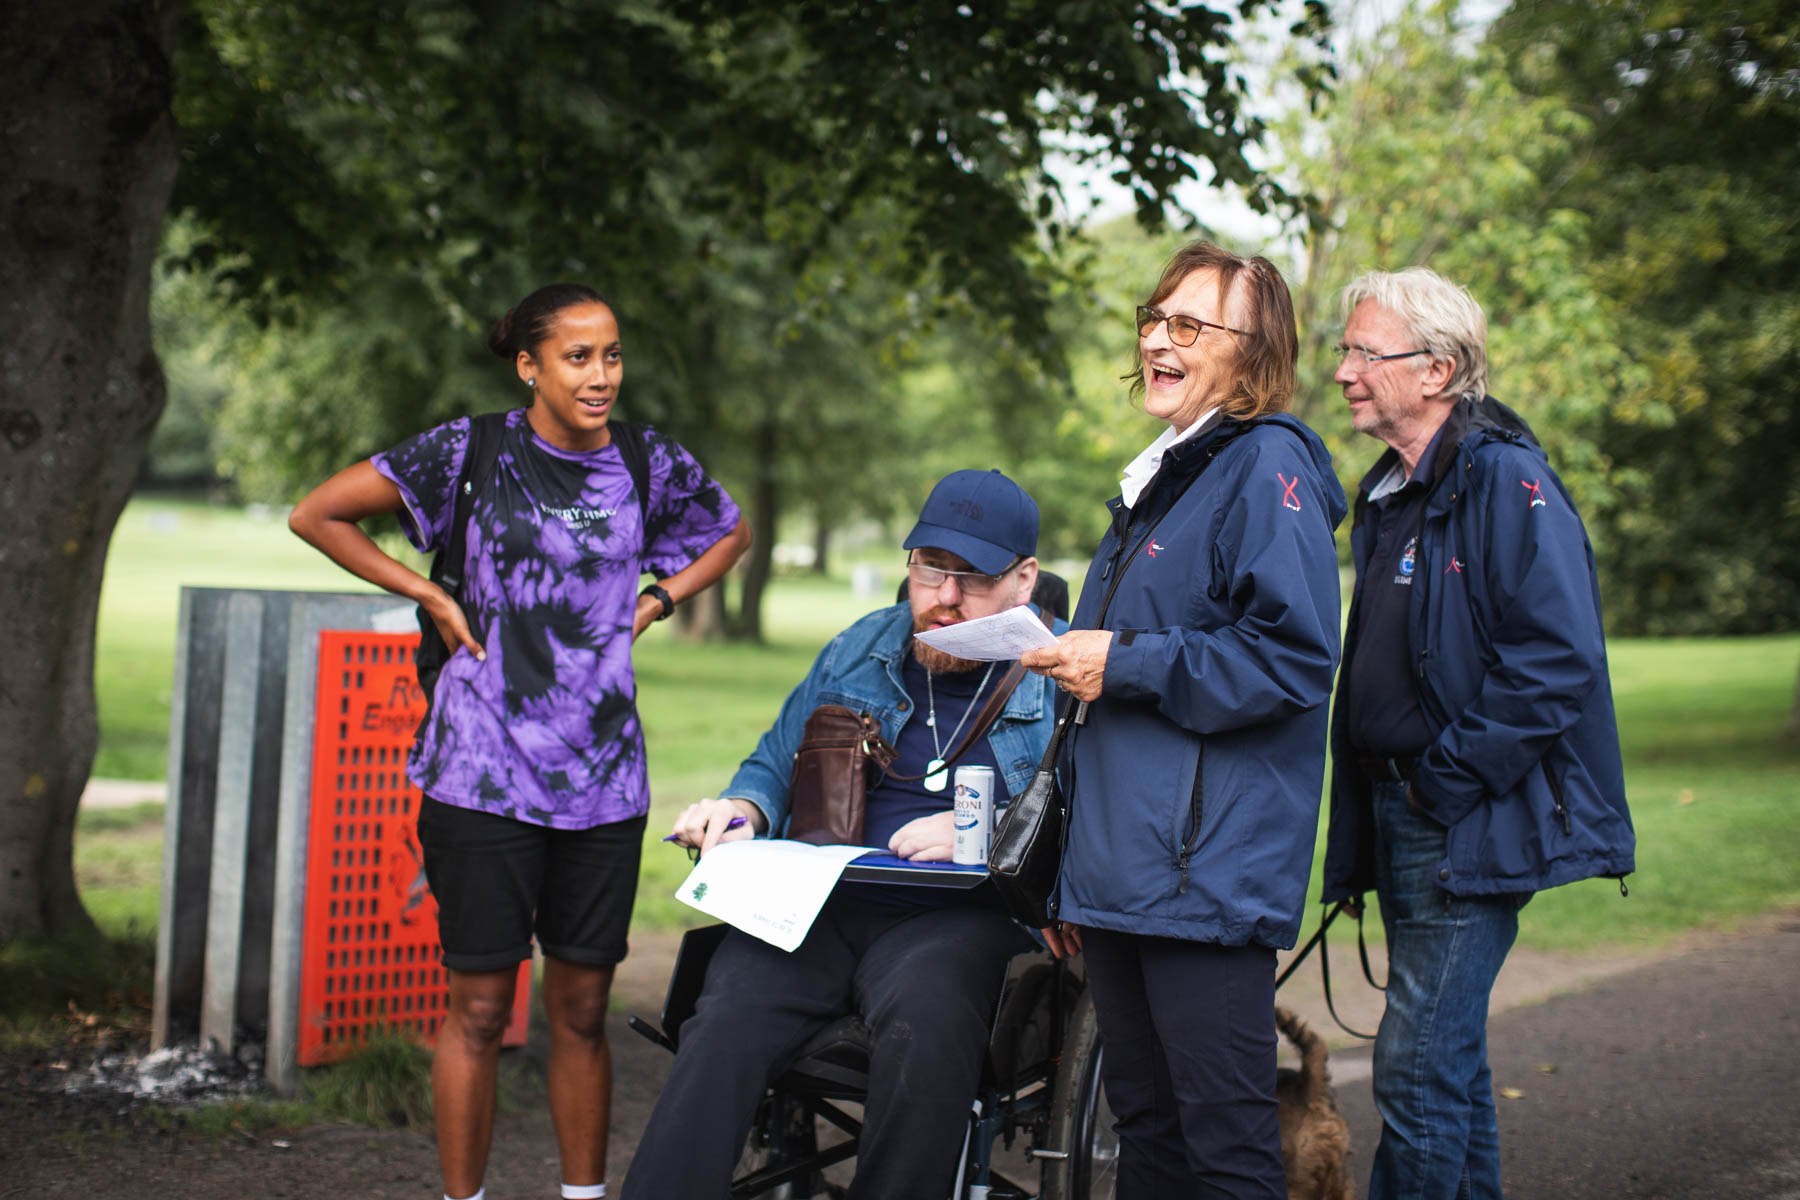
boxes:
[674,839,873,951]
[911,605,1058,661]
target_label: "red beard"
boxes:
[912,605,985,674]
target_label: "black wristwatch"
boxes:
[640,583,675,621]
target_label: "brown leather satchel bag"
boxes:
[785,706,898,845]
[785,663,1028,845]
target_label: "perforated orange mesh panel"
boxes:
[297,631,529,1066]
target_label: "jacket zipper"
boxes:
[1541,759,1572,836]
[1175,745,1205,894]
[1413,648,1444,725]
[1101,433,1243,899]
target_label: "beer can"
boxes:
[952,765,996,866]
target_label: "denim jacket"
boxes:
[722,603,1063,836]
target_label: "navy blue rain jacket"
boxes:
[1054,415,1347,949]
[1322,396,1635,900]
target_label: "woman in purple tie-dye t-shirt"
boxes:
[289,284,750,1200]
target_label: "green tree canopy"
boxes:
[173,0,1335,634]
[1493,0,1800,634]
[1274,0,1637,525]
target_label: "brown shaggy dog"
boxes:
[1275,1006,1356,1200]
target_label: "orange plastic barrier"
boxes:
[296,631,529,1065]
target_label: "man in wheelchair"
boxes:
[625,470,1064,1199]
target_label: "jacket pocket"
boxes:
[1175,743,1205,894]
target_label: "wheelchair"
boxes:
[628,923,1120,1200]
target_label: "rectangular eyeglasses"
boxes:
[906,555,1021,596]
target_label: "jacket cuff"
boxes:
[719,769,788,836]
[1099,629,1158,701]
[719,794,777,837]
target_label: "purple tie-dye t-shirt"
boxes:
[372,410,740,829]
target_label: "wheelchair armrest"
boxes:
[627,1014,676,1053]
[652,923,731,1053]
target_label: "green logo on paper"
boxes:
[690,882,708,902]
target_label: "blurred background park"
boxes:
[5,0,1797,1127]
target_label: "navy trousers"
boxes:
[1082,928,1285,1199]
[625,894,1032,1200]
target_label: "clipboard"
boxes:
[840,851,989,889]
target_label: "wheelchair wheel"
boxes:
[734,1092,828,1199]
[1040,983,1117,1200]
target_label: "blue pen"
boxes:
[662,814,748,844]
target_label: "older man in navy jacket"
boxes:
[1322,268,1635,1200]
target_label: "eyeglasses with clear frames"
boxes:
[906,554,1022,596]
[1333,343,1431,367]
[1136,305,1251,346]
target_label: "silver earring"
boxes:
[527,378,536,388]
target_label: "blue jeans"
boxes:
[1369,780,1527,1200]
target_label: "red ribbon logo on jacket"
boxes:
[1277,472,1302,512]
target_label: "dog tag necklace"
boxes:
[923,661,995,792]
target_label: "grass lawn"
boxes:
[1518,635,1800,950]
[95,499,406,780]
[81,498,1800,956]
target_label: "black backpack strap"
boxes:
[433,410,510,597]
[607,420,664,576]
[416,410,510,706]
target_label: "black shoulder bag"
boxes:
[414,415,653,705]
[986,423,1257,927]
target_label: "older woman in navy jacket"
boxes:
[1024,241,1345,1197]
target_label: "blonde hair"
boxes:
[1341,268,1488,399]
[1127,240,1298,420]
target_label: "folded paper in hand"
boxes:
[912,606,1057,661]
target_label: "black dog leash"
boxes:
[1275,900,1385,1041]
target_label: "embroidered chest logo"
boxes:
[1522,479,1546,509]
[1444,556,1465,575]
[1394,536,1417,586]
[1147,541,1165,558]
[1277,472,1302,511]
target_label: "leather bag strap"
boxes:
[884,660,1030,781]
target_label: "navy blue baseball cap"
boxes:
[904,469,1039,575]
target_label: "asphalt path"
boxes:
[1321,915,1800,1200]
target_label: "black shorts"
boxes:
[416,796,646,973]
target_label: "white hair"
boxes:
[1341,268,1489,400]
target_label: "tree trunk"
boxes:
[811,507,831,577]
[732,417,780,643]
[668,247,735,644]
[674,582,727,641]
[0,0,180,942]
